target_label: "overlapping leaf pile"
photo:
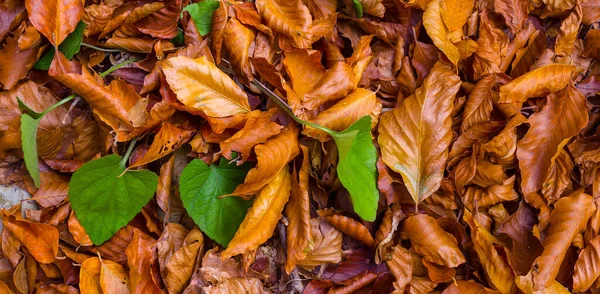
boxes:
[1,0,600,292]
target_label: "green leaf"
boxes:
[20,114,42,187]
[171,28,185,45]
[180,158,252,247]
[182,0,220,36]
[69,154,158,245]
[331,116,378,221]
[353,0,364,18]
[33,21,86,70]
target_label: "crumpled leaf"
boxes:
[79,257,102,294]
[493,0,528,34]
[498,64,576,104]
[302,62,356,111]
[440,0,474,32]
[555,4,582,57]
[222,19,255,83]
[423,0,460,65]
[129,122,195,168]
[321,213,374,247]
[222,167,291,259]
[165,229,204,293]
[461,74,495,133]
[297,217,343,268]
[530,190,594,290]
[162,55,251,118]
[442,280,500,293]
[220,109,282,162]
[100,258,130,294]
[255,0,312,48]
[573,235,600,292]
[25,0,83,46]
[203,278,269,294]
[517,84,588,194]
[541,149,573,204]
[379,62,461,204]
[2,214,59,264]
[125,230,162,294]
[386,246,412,292]
[0,36,41,90]
[403,214,465,268]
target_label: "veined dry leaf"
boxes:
[0,36,41,90]
[220,109,282,162]
[356,0,385,17]
[255,0,313,48]
[463,176,519,210]
[283,49,326,100]
[302,62,356,110]
[134,0,181,39]
[387,246,412,292]
[34,167,69,207]
[461,74,495,133]
[165,229,204,294]
[375,205,405,263]
[2,214,58,264]
[100,258,130,294]
[320,213,374,247]
[473,12,508,79]
[541,149,573,204]
[162,56,251,118]
[543,0,577,11]
[231,125,299,197]
[440,0,474,32]
[68,211,92,246]
[573,235,600,292]
[581,0,600,25]
[442,280,500,293]
[498,64,575,104]
[129,122,195,168]
[302,88,381,141]
[407,277,437,293]
[423,0,460,65]
[223,168,291,259]
[328,272,378,293]
[530,190,594,290]
[517,84,588,194]
[555,4,582,57]
[379,62,461,204]
[125,230,162,294]
[463,209,518,294]
[403,214,465,267]
[494,0,528,34]
[223,19,255,83]
[200,247,245,284]
[80,258,102,294]
[25,0,83,46]
[203,278,269,294]
[285,145,313,273]
[297,217,343,268]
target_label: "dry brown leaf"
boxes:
[165,229,204,294]
[255,0,312,48]
[0,36,41,90]
[461,74,495,133]
[162,55,251,118]
[100,258,130,294]
[125,230,163,294]
[442,280,500,293]
[423,0,460,65]
[573,235,600,292]
[220,109,282,162]
[2,214,58,264]
[223,168,291,259]
[25,0,83,46]
[129,122,195,168]
[543,0,577,11]
[222,18,255,83]
[555,4,582,57]
[67,211,92,246]
[375,205,405,263]
[79,257,102,294]
[387,246,412,292]
[541,149,573,204]
[498,64,575,104]
[440,0,474,32]
[302,62,356,110]
[203,278,269,294]
[493,0,528,34]
[321,213,374,247]
[403,214,465,268]
[297,217,343,268]
[463,176,519,210]
[379,62,461,204]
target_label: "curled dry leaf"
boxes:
[573,235,600,292]
[100,258,130,294]
[302,62,356,111]
[423,0,460,65]
[498,64,575,104]
[403,214,465,268]
[541,149,573,204]
[165,229,204,294]
[222,18,255,83]
[387,246,412,293]
[297,217,343,269]
[223,168,291,259]
[129,122,195,168]
[125,230,162,294]
[554,4,582,57]
[320,213,374,247]
[493,0,528,34]
[255,0,312,48]
[379,62,461,204]
[220,109,282,162]
[80,257,102,294]
[2,214,59,264]
[442,280,500,293]
[203,277,269,294]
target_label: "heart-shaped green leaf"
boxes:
[69,154,158,245]
[180,158,252,246]
[182,0,220,36]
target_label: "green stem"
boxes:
[100,58,140,78]
[42,94,77,116]
[81,43,123,53]
[120,138,138,168]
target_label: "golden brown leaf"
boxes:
[461,74,495,133]
[302,88,381,141]
[375,205,405,263]
[255,0,312,48]
[321,213,374,247]
[541,149,573,204]
[403,214,465,267]
[379,62,461,204]
[220,109,282,162]
[442,280,500,294]
[493,0,528,34]
[125,230,162,294]
[165,229,204,294]
[387,246,412,292]
[283,49,326,100]
[302,62,356,110]
[407,277,437,294]
[440,0,474,32]
[203,278,269,294]
[34,167,69,207]
[67,211,92,246]
[498,64,575,104]
[0,36,41,90]
[79,257,102,294]
[25,0,83,46]
[328,272,378,294]
[284,145,313,273]
[100,258,130,294]
[573,235,600,292]
[297,217,343,268]
[463,176,519,210]
[422,259,456,283]
[423,0,460,65]
[162,56,251,118]
[543,0,577,11]
[129,122,195,168]
[463,209,517,293]
[2,214,58,264]
[223,168,291,259]
[223,18,256,83]
[355,0,385,18]
[231,125,299,197]
[517,84,588,194]
[555,4,582,57]
[530,190,594,290]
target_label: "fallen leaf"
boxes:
[2,214,58,264]
[423,0,460,65]
[100,258,130,294]
[255,0,312,48]
[298,217,343,268]
[165,229,204,293]
[498,64,575,104]
[203,277,269,294]
[126,230,163,294]
[129,122,196,168]
[25,0,83,46]
[321,213,374,247]
[386,246,412,292]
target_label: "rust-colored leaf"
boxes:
[126,230,163,294]
[220,109,282,162]
[297,217,343,268]
[165,229,204,293]
[79,258,102,294]
[423,0,460,65]
[498,64,576,104]
[555,4,582,57]
[387,246,412,292]
[320,213,374,247]
[2,214,58,264]
[100,258,130,294]
[255,0,312,48]
[203,278,269,294]
[493,0,528,34]
[25,0,83,46]
[442,280,500,293]
[129,122,195,168]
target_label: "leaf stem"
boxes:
[120,138,138,168]
[42,94,77,116]
[81,43,123,53]
[100,57,140,78]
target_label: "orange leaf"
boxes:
[530,190,594,290]
[493,0,528,34]
[165,229,204,293]
[302,62,356,110]
[328,272,378,294]
[573,235,600,292]
[255,0,313,48]
[440,0,474,32]
[423,0,460,65]
[442,280,500,293]
[320,213,375,247]
[68,211,92,246]
[541,149,573,204]
[356,0,385,17]
[2,214,58,264]
[25,0,83,46]
[517,84,588,194]
[379,62,461,204]
[283,49,326,99]
[302,88,382,141]
[0,36,41,90]
[297,217,343,268]
[543,0,577,11]
[403,214,465,268]
[284,145,313,273]
[463,176,519,210]
[162,55,251,118]
[223,167,291,259]
[125,230,163,294]
[498,64,576,104]
[223,18,256,83]
[387,246,412,292]
[375,205,405,263]
[554,4,582,57]
[203,278,269,294]
[129,122,195,168]
[79,258,102,294]
[461,74,495,133]
[231,125,299,197]
[34,167,69,208]
[100,258,130,294]
[422,259,456,283]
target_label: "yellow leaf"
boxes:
[378,62,461,204]
[100,258,130,294]
[255,0,313,48]
[223,168,291,259]
[162,56,251,118]
[440,0,474,32]
[423,0,460,65]
[80,258,102,294]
